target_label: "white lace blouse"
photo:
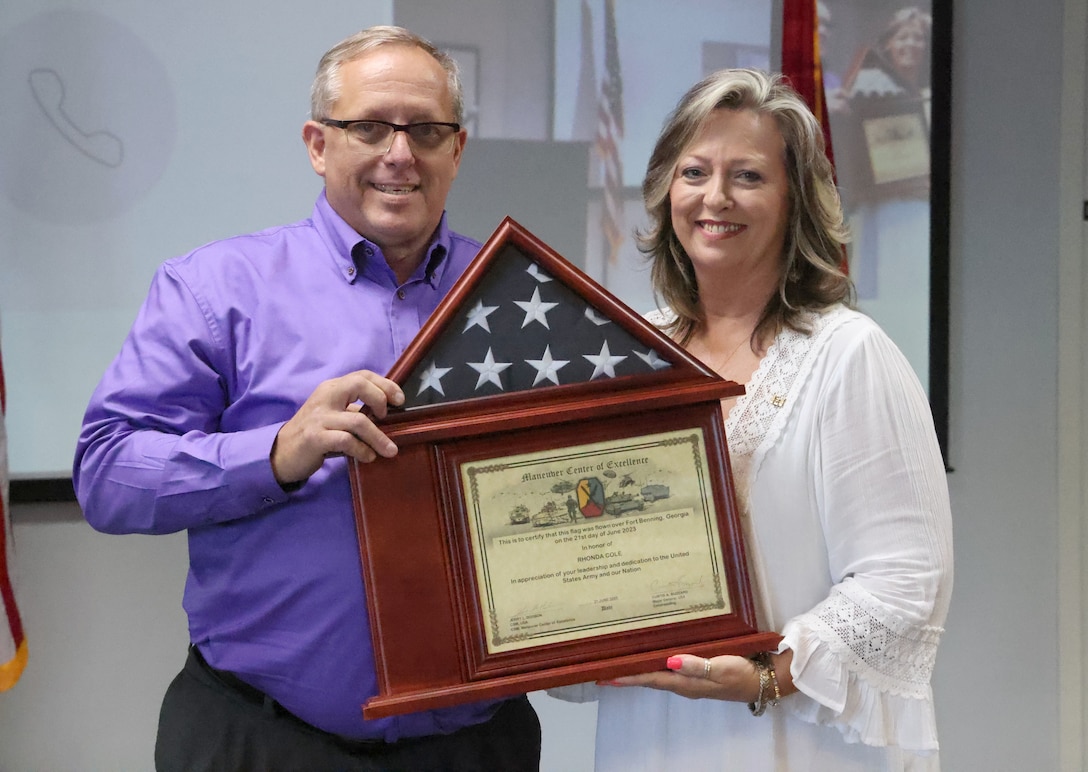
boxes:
[553,305,953,771]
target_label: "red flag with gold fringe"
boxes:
[781,0,848,273]
[596,0,625,264]
[781,0,836,167]
[0,335,28,692]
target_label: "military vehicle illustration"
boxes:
[509,504,531,525]
[531,500,568,527]
[515,472,664,528]
[604,491,645,516]
[640,484,671,503]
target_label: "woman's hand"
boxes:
[601,650,794,703]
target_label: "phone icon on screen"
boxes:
[29,68,124,167]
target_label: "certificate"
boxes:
[853,96,931,197]
[461,429,730,653]
[862,110,930,185]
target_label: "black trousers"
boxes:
[155,648,541,772]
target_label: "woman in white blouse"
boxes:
[557,69,952,771]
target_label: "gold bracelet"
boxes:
[747,652,780,716]
[747,653,770,716]
[766,663,781,706]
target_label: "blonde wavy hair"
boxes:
[639,68,853,347]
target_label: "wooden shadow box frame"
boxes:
[349,218,780,719]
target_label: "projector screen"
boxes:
[1,0,945,494]
[0,2,393,481]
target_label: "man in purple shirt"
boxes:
[74,25,540,772]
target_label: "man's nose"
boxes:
[383,129,415,162]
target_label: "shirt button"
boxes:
[347,266,355,276]
[262,497,274,505]
[397,289,406,300]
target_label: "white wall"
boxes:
[935,0,1067,767]
[0,507,188,770]
[0,0,1081,769]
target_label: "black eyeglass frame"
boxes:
[318,118,462,152]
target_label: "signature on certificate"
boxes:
[510,601,561,620]
[650,575,707,594]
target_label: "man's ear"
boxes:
[449,127,468,178]
[302,120,328,177]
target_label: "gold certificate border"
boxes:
[460,428,730,654]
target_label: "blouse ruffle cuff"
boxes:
[779,583,943,753]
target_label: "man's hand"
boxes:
[271,370,405,486]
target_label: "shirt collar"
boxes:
[312,191,451,288]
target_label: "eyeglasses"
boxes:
[319,118,461,155]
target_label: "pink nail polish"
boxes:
[666,656,682,670]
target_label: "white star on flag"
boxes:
[514,288,560,329]
[584,308,610,326]
[584,341,627,379]
[526,264,553,283]
[417,361,453,396]
[398,248,676,408]
[635,349,672,370]
[463,300,499,333]
[468,348,512,390]
[526,345,569,386]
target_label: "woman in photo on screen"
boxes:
[848,6,932,103]
[836,4,934,374]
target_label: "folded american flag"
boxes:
[399,241,672,409]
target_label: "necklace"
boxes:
[698,330,751,375]
[715,336,748,373]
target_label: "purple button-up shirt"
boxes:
[74,192,505,741]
